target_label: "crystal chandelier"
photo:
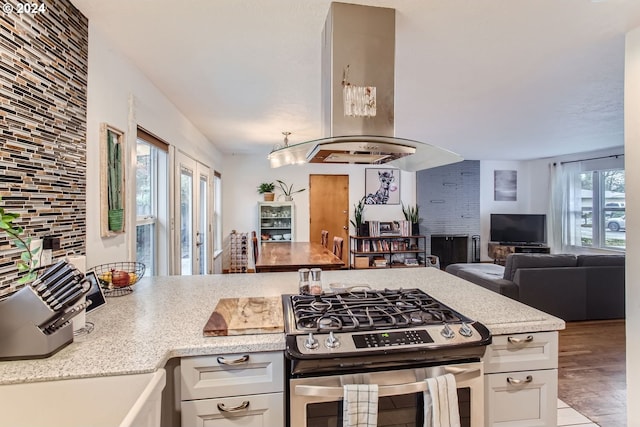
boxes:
[342,66,376,117]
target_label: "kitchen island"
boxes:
[0,267,564,384]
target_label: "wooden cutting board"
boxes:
[203,297,284,336]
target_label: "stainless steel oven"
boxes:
[282,288,492,427]
[289,360,483,427]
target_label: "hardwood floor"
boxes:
[558,319,626,427]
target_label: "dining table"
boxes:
[255,242,345,273]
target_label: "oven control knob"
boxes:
[440,324,455,339]
[304,333,319,350]
[325,331,340,348]
[459,322,473,337]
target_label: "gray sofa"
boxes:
[445,253,625,321]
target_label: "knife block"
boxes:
[0,285,73,360]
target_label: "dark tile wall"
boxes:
[0,0,88,294]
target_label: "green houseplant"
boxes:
[276,180,305,201]
[402,202,421,235]
[349,197,367,236]
[257,182,276,201]
[0,196,40,283]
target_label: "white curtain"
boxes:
[548,161,582,253]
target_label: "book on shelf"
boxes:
[368,220,380,237]
[373,257,387,267]
[399,220,411,236]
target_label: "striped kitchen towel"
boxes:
[424,373,460,427]
[343,384,379,427]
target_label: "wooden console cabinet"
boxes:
[488,242,550,264]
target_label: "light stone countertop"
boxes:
[0,267,564,385]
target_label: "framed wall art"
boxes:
[100,123,126,237]
[364,168,400,205]
[494,170,517,201]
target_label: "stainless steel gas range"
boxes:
[281,288,492,427]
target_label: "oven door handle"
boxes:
[294,367,481,398]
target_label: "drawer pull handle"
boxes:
[217,354,250,365]
[217,401,250,412]
[507,335,534,344]
[507,375,533,385]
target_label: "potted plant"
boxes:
[257,182,276,201]
[349,197,367,236]
[276,180,305,201]
[0,196,40,283]
[402,202,421,235]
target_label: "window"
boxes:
[579,169,625,250]
[551,156,626,252]
[136,128,169,275]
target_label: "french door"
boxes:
[174,150,212,275]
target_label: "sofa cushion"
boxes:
[577,254,625,267]
[503,253,577,281]
[454,269,519,300]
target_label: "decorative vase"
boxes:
[263,192,275,202]
[284,195,293,201]
[108,208,124,232]
[358,223,369,237]
[412,222,420,236]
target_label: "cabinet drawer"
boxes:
[182,392,284,427]
[181,351,284,400]
[485,369,558,427]
[483,332,558,373]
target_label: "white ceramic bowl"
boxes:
[272,234,283,240]
[283,233,292,240]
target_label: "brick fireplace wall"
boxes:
[0,0,88,294]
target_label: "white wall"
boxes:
[85,26,222,269]
[624,25,640,427]
[221,152,417,243]
[478,160,538,260]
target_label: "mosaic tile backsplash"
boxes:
[0,0,88,294]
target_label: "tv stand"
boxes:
[488,242,550,265]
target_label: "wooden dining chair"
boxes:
[332,236,344,259]
[321,230,329,248]
[251,231,259,264]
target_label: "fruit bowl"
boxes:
[90,262,146,297]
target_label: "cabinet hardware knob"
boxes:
[507,335,534,344]
[216,354,250,365]
[217,401,250,412]
[507,375,533,385]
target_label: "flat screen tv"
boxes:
[490,214,546,245]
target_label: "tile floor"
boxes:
[558,399,599,427]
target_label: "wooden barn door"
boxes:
[309,175,349,265]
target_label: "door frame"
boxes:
[170,148,212,275]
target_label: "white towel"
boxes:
[343,384,379,427]
[424,374,461,427]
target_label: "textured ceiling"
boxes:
[70,0,640,161]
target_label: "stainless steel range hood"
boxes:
[268,2,463,172]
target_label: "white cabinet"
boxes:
[483,332,558,427]
[258,202,294,242]
[182,392,284,427]
[181,351,285,427]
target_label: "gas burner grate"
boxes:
[288,288,470,333]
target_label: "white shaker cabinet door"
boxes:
[181,392,284,427]
[485,368,558,427]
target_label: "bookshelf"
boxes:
[349,235,427,269]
